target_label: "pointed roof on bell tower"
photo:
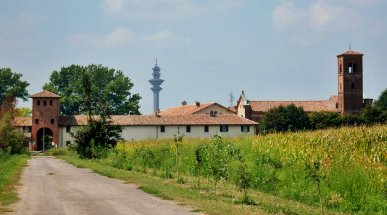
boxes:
[337,50,364,57]
[30,90,60,98]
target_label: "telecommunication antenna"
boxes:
[229,91,235,107]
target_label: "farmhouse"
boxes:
[12,90,257,151]
[236,50,372,122]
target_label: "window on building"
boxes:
[351,82,355,89]
[204,125,209,132]
[35,119,39,124]
[186,125,191,133]
[66,141,71,146]
[50,100,53,106]
[160,125,165,133]
[23,126,32,133]
[348,63,356,74]
[43,100,47,106]
[37,100,40,106]
[51,119,55,124]
[339,64,342,74]
[66,126,71,133]
[241,125,250,132]
[220,125,229,132]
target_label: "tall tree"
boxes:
[0,68,29,102]
[43,64,141,115]
[71,72,122,159]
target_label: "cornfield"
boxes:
[109,125,387,214]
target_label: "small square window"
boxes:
[43,100,47,106]
[50,100,53,105]
[37,100,40,106]
[241,125,250,132]
[220,125,229,132]
[51,119,55,124]
[186,125,191,133]
[160,125,165,133]
[204,125,209,132]
[35,119,39,124]
[66,126,71,133]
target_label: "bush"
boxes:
[0,112,27,154]
[260,104,310,132]
[71,117,121,159]
[309,111,341,129]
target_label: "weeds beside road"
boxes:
[0,153,28,212]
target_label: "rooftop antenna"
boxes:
[349,43,351,50]
[155,58,158,66]
[229,91,235,107]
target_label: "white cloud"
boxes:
[272,0,378,33]
[144,30,174,41]
[308,1,348,31]
[69,27,135,48]
[102,0,244,21]
[272,1,306,28]
[69,28,190,48]
[347,0,381,5]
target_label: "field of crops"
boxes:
[108,125,386,214]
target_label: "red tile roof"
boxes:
[12,117,32,126]
[337,50,363,57]
[13,115,258,127]
[30,90,60,98]
[58,115,258,126]
[249,96,338,112]
[159,102,234,116]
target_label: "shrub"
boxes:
[260,104,310,133]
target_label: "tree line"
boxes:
[260,90,387,133]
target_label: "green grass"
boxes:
[0,153,29,212]
[58,150,336,215]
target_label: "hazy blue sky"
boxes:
[1,0,386,114]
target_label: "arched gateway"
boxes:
[36,127,53,151]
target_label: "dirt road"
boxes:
[10,156,197,215]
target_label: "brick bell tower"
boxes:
[30,90,60,151]
[337,50,364,114]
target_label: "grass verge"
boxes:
[57,152,339,215]
[0,154,29,212]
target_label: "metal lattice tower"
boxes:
[149,59,164,112]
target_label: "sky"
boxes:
[1,0,386,114]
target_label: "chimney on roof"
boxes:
[195,101,200,107]
[182,100,187,106]
[155,109,161,117]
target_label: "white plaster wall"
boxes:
[57,125,255,147]
[237,102,246,118]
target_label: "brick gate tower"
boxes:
[30,90,60,151]
[337,50,364,114]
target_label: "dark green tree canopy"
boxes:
[375,88,387,109]
[43,64,141,115]
[260,104,310,133]
[0,68,29,102]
